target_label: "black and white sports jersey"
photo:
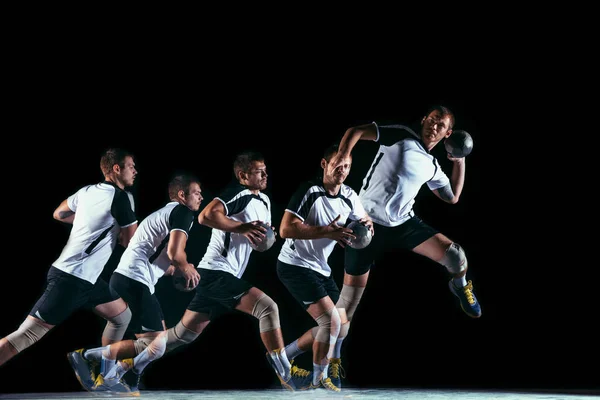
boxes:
[358,123,450,227]
[278,180,366,277]
[198,182,271,278]
[53,182,137,284]
[115,202,195,294]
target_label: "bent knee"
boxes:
[315,307,341,343]
[439,242,467,275]
[103,307,132,341]
[252,294,280,332]
[5,318,51,353]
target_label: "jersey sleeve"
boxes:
[112,189,137,227]
[262,194,272,225]
[285,181,315,222]
[215,182,246,216]
[67,190,80,212]
[376,123,418,146]
[126,191,135,212]
[426,158,451,190]
[169,204,195,236]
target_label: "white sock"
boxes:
[100,346,116,375]
[452,276,467,288]
[269,349,291,381]
[284,340,305,361]
[332,337,344,359]
[313,362,327,385]
[84,346,108,362]
[128,333,168,375]
[130,348,154,375]
[104,359,130,381]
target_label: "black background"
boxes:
[0,60,595,395]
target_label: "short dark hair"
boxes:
[425,105,455,129]
[168,174,200,201]
[233,151,265,179]
[100,148,133,177]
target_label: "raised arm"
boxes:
[335,123,378,160]
[433,157,466,204]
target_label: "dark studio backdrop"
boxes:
[0,79,596,395]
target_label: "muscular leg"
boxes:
[306,297,341,385]
[88,298,133,375]
[105,311,210,383]
[412,233,466,276]
[339,271,369,317]
[236,287,284,351]
[236,287,294,382]
[332,271,368,357]
[99,331,162,363]
[0,316,53,366]
[413,233,480,318]
[94,298,131,346]
[287,271,369,360]
[308,297,340,364]
[105,331,168,382]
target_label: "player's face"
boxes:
[119,156,138,187]
[246,161,268,191]
[185,182,203,212]
[324,155,351,185]
[421,110,452,147]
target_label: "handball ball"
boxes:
[250,222,276,252]
[173,273,197,292]
[347,220,372,249]
[444,130,473,158]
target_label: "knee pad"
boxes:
[133,336,155,355]
[6,318,50,353]
[439,243,467,275]
[130,332,167,369]
[338,321,350,339]
[314,307,341,345]
[336,285,365,321]
[310,326,319,339]
[251,294,280,333]
[146,332,167,359]
[165,321,199,353]
[102,307,132,342]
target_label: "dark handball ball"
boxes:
[250,222,276,252]
[444,130,474,158]
[173,274,196,292]
[347,220,373,249]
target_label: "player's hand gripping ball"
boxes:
[173,270,198,292]
[250,222,276,252]
[444,130,473,158]
[347,220,373,249]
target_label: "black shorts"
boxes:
[110,272,164,333]
[277,260,340,310]
[186,268,253,320]
[29,266,120,325]
[345,216,439,276]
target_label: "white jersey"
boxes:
[278,181,366,277]
[53,182,137,284]
[115,202,195,294]
[198,182,271,278]
[358,123,450,227]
